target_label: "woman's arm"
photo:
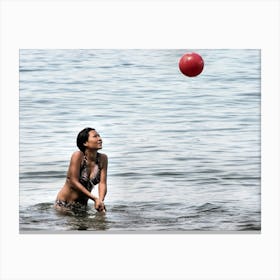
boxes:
[67,151,99,202]
[98,153,108,202]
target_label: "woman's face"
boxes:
[84,130,102,150]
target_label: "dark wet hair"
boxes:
[76,127,95,153]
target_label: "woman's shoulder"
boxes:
[71,150,84,161]
[98,152,108,169]
[98,152,108,161]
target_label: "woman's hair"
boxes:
[76,127,95,153]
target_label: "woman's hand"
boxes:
[98,201,106,213]
[94,197,102,210]
[94,197,106,212]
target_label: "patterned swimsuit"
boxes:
[79,153,101,192]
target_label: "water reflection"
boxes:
[54,206,110,231]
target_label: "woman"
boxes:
[55,127,107,212]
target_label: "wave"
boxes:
[195,202,226,213]
[20,68,45,72]
[20,170,65,179]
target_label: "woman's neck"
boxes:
[84,150,98,162]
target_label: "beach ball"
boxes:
[179,52,204,77]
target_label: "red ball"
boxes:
[179,52,204,77]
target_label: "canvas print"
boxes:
[19,49,261,232]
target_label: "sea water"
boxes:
[19,49,261,232]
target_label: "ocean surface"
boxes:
[19,49,261,232]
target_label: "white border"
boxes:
[1,1,279,280]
